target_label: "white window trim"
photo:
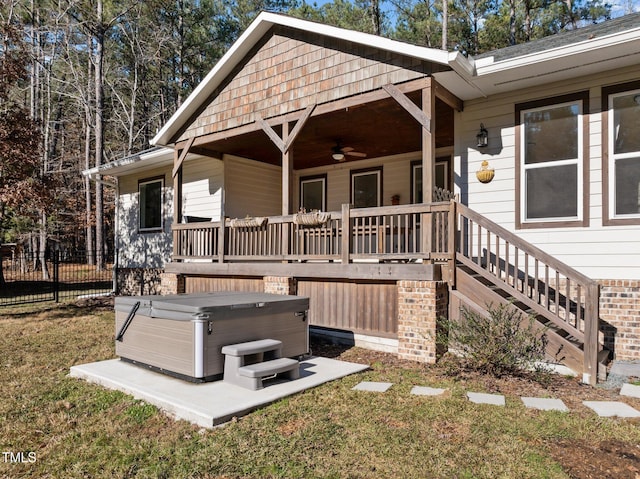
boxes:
[519,100,584,224]
[608,88,640,220]
[351,169,381,208]
[412,163,422,204]
[300,175,327,211]
[139,177,164,232]
[412,160,448,203]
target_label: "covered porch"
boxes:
[169,74,461,282]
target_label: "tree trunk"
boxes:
[370,0,381,35]
[39,210,50,280]
[94,0,105,271]
[509,0,516,45]
[85,36,94,265]
[442,0,448,50]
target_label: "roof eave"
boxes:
[471,27,640,95]
[82,147,174,179]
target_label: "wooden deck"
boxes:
[169,202,455,281]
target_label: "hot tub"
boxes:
[114,292,309,382]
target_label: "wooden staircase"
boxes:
[450,202,608,385]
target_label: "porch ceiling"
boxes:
[192,93,454,170]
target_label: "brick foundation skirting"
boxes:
[396,280,448,364]
[599,279,640,361]
[263,276,296,295]
[116,268,165,296]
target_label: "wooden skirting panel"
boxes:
[182,275,399,340]
[297,280,398,339]
[184,275,264,294]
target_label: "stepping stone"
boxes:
[467,392,505,406]
[620,383,640,399]
[583,401,640,418]
[352,381,393,392]
[521,397,569,412]
[411,386,446,396]
[609,361,640,377]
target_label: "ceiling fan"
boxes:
[331,141,367,161]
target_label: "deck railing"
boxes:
[172,202,454,264]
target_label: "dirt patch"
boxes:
[548,440,640,479]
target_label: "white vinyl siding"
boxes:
[117,165,173,268]
[115,154,223,268]
[456,63,640,280]
[182,156,224,221]
[224,155,281,218]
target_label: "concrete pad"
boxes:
[521,397,569,412]
[410,386,446,396]
[620,383,640,399]
[583,401,640,418]
[70,356,368,428]
[609,360,640,378]
[352,381,393,392]
[467,392,505,406]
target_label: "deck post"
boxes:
[422,81,435,261]
[281,122,292,260]
[583,282,600,386]
[447,200,457,287]
[341,203,352,264]
[218,219,226,263]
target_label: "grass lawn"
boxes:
[1,300,640,478]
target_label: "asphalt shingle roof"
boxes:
[476,12,640,62]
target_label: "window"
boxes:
[516,93,588,228]
[300,175,327,211]
[139,177,164,231]
[351,168,382,208]
[603,82,640,225]
[411,158,450,203]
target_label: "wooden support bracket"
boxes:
[172,137,195,178]
[382,83,431,133]
[257,104,317,154]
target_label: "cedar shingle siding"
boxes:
[179,27,445,142]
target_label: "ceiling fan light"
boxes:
[332,152,345,161]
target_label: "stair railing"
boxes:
[454,201,600,385]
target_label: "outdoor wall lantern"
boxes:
[476,160,495,184]
[476,123,489,148]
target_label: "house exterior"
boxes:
[88,12,640,384]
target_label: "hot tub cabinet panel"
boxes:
[115,292,309,382]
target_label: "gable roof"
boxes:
[151,12,471,147]
[151,11,640,147]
